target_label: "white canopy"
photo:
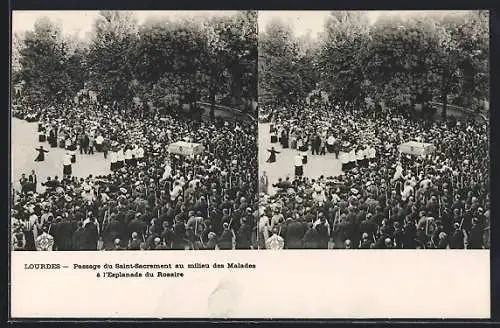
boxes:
[398,141,436,157]
[167,141,205,156]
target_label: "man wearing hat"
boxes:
[270,127,278,144]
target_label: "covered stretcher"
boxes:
[398,141,436,157]
[167,141,205,156]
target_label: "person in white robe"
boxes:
[340,151,349,172]
[116,149,125,169]
[124,148,133,166]
[137,146,144,163]
[63,152,72,177]
[109,150,117,171]
[294,153,304,176]
[348,148,357,170]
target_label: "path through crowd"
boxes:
[259,122,343,195]
[11,118,111,192]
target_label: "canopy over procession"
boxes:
[11,10,260,251]
[257,10,489,250]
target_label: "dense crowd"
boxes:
[259,101,490,249]
[11,97,259,251]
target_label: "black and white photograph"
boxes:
[258,10,490,250]
[11,10,258,251]
[8,9,492,319]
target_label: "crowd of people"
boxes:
[11,96,259,251]
[259,101,490,249]
[11,93,491,250]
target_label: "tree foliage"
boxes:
[14,11,258,114]
[259,18,319,105]
[17,17,83,105]
[260,10,489,118]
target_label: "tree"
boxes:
[203,15,236,117]
[86,11,138,108]
[18,17,83,105]
[362,16,445,117]
[318,11,371,106]
[132,16,209,114]
[201,11,257,116]
[426,11,489,118]
[258,18,303,106]
[228,10,258,108]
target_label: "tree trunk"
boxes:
[230,66,243,108]
[209,89,216,119]
[441,90,448,121]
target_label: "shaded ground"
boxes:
[259,123,343,195]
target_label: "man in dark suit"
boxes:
[302,223,320,249]
[449,223,465,249]
[315,215,330,249]
[82,217,99,250]
[128,213,147,241]
[468,218,483,249]
[72,222,86,250]
[54,216,75,251]
[359,213,378,241]
[172,217,187,250]
[284,217,304,249]
[28,170,37,193]
[103,214,125,250]
[217,223,233,250]
[235,217,252,249]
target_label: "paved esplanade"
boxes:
[10,106,246,192]
[11,118,111,192]
[259,122,342,195]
